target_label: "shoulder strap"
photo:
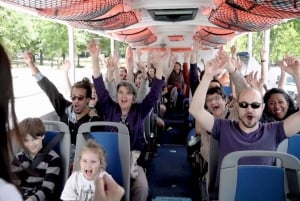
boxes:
[225,110,230,119]
[29,132,64,170]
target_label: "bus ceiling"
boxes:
[1,0,300,49]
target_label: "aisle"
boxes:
[147,145,201,201]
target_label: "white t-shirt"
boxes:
[60,171,110,201]
[0,178,22,201]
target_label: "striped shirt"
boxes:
[11,150,61,201]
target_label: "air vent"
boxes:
[148,8,198,22]
[168,35,184,41]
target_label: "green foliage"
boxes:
[234,18,300,63]
[1,5,299,65]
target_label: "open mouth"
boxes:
[246,114,254,121]
[212,105,220,110]
[85,169,93,177]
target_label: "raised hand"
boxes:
[87,39,100,57]
[282,56,300,77]
[105,57,118,71]
[126,46,133,63]
[62,59,71,73]
[93,174,124,201]
[204,53,226,79]
[23,51,34,67]
[246,71,264,91]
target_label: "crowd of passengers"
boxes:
[8,40,300,201]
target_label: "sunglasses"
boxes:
[238,101,262,109]
[71,95,85,101]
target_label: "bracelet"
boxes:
[261,60,266,62]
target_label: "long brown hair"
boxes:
[0,43,20,183]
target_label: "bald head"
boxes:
[237,87,265,132]
[238,87,263,103]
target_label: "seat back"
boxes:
[278,134,300,160]
[206,137,219,200]
[277,134,300,193]
[219,150,300,201]
[43,121,71,199]
[75,122,130,201]
[144,109,153,143]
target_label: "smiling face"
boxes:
[148,67,156,78]
[238,88,264,132]
[119,67,127,80]
[173,62,181,73]
[117,82,136,112]
[23,134,44,158]
[206,93,227,118]
[134,72,143,88]
[80,149,102,180]
[267,93,289,120]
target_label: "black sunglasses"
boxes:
[238,101,262,109]
[71,95,85,101]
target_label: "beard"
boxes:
[238,115,259,129]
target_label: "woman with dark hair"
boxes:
[0,43,23,200]
[262,87,298,122]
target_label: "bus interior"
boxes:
[2,0,300,201]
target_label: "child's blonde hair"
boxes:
[78,139,107,170]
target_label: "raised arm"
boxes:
[260,45,268,87]
[126,46,134,82]
[61,59,72,93]
[183,51,190,97]
[190,44,200,95]
[225,47,248,97]
[282,55,300,137]
[153,51,165,80]
[165,52,177,80]
[88,39,102,78]
[135,62,150,102]
[277,60,287,89]
[23,51,40,75]
[23,51,69,116]
[189,51,226,133]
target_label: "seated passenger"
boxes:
[61,139,112,201]
[189,50,300,197]
[165,53,186,110]
[262,87,299,122]
[0,42,23,201]
[23,51,103,145]
[88,39,165,201]
[11,117,61,201]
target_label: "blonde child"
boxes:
[61,139,112,201]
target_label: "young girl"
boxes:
[61,139,111,201]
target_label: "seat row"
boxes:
[205,135,300,201]
[43,120,131,201]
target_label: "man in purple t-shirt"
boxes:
[189,49,300,195]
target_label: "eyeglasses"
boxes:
[206,96,223,103]
[238,101,262,109]
[71,95,85,101]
